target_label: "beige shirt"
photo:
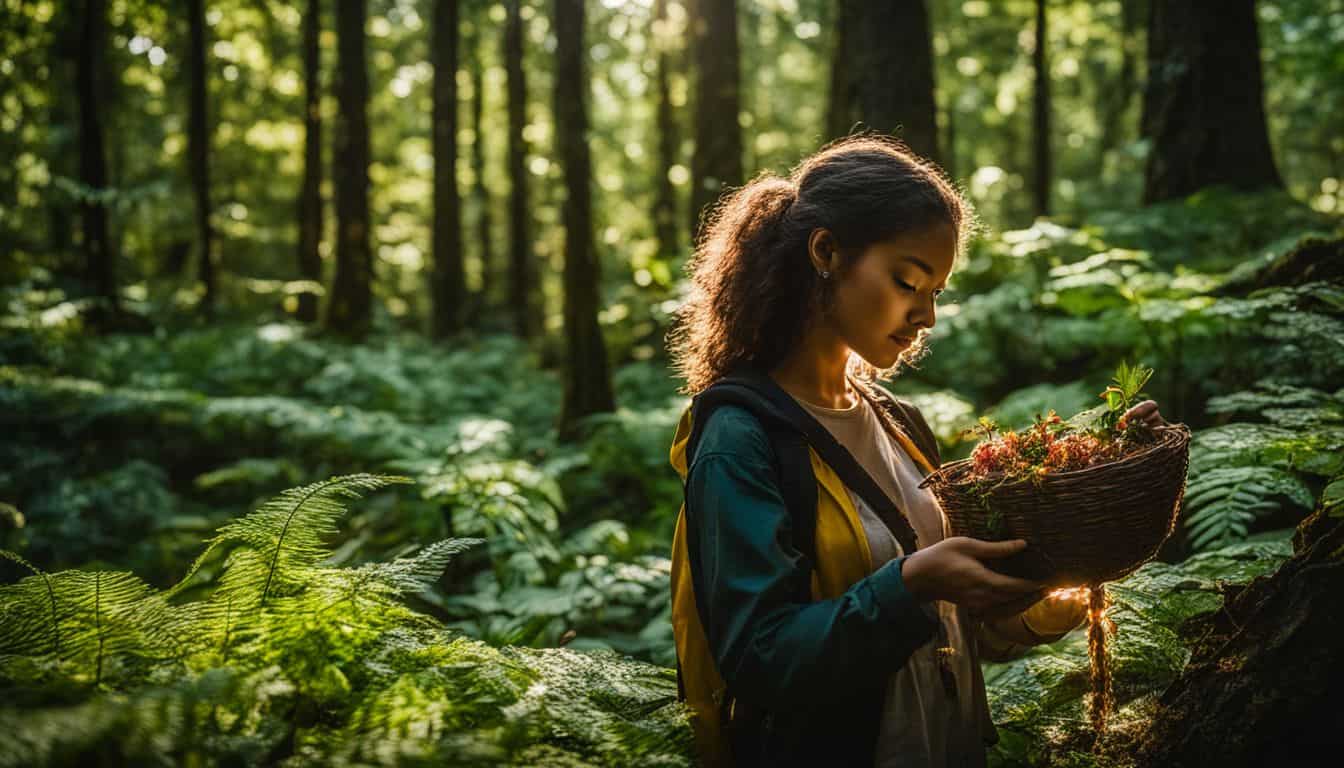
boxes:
[795,393,990,768]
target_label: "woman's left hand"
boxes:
[1120,399,1169,429]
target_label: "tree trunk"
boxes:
[688,0,743,242]
[652,0,679,259]
[1135,507,1344,766]
[75,0,117,309]
[1098,0,1142,156]
[1140,0,1282,204]
[187,0,216,313]
[826,0,940,166]
[504,0,541,339]
[1031,0,1051,217]
[297,0,324,323]
[553,0,615,442]
[47,1,77,263]
[431,0,465,338]
[327,0,374,337]
[470,28,495,318]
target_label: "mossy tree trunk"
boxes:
[296,0,324,323]
[431,0,466,338]
[1140,0,1282,204]
[1137,508,1344,766]
[553,0,615,442]
[328,0,374,338]
[688,0,743,242]
[826,0,939,166]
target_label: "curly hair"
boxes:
[668,134,972,394]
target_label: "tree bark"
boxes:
[826,0,940,166]
[469,26,495,317]
[431,0,466,338]
[504,0,541,339]
[1098,0,1142,156]
[327,0,374,337]
[75,0,117,309]
[1031,0,1051,217]
[652,0,680,259]
[297,0,324,323]
[553,0,615,441]
[46,1,77,263]
[187,0,216,312]
[688,0,743,242]
[1135,507,1344,766]
[1140,0,1282,204]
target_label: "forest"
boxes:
[1,0,1342,765]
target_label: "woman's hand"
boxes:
[1120,399,1170,429]
[900,537,1045,618]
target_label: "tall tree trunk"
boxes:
[187,0,216,312]
[504,0,541,339]
[75,0,116,308]
[297,0,324,323]
[327,0,374,337]
[1140,0,1282,204]
[688,0,743,242]
[47,1,77,263]
[652,0,679,259]
[826,0,939,165]
[553,0,615,441]
[1031,0,1051,217]
[431,0,465,338]
[469,27,494,317]
[1098,0,1142,156]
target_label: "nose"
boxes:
[909,294,936,330]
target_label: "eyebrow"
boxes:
[898,255,934,276]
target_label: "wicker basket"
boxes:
[918,423,1192,587]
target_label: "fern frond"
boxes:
[1184,467,1314,553]
[208,474,410,606]
[0,560,163,687]
[341,537,485,598]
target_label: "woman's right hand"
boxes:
[899,537,1045,618]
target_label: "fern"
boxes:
[0,551,164,687]
[1183,467,1314,553]
[170,473,411,606]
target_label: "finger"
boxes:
[965,538,1028,559]
[1124,400,1157,418]
[982,570,1046,595]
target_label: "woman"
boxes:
[665,136,1167,767]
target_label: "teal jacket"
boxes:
[682,403,944,766]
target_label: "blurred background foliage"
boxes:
[1,0,1342,765]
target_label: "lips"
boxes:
[889,334,915,345]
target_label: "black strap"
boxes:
[691,369,921,556]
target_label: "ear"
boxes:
[806,229,842,276]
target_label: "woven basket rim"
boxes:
[920,422,1192,491]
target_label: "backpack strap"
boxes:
[690,369,921,556]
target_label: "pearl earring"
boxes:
[820,270,831,279]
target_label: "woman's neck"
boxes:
[769,327,855,409]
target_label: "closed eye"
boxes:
[894,277,916,292]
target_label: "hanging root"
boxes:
[1086,584,1115,748]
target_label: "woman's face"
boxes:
[823,222,957,370]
